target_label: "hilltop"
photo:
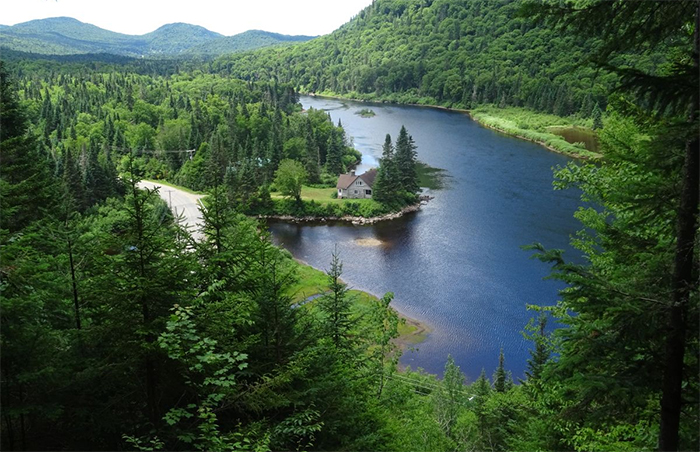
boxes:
[0,16,316,57]
[214,0,618,117]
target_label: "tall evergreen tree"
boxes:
[393,125,420,196]
[318,248,353,350]
[434,355,466,440]
[522,2,699,448]
[0,62,55,233]
[372,133,398,204]
[493,348,508,393]
[523,312,550,385]
[325,128,344,175]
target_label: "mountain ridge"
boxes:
[0,16,316,57]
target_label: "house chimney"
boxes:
[350,170,355,176]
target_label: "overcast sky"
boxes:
[0,0,375,36]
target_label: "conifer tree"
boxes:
[250,234,298,366]
[434,355,466,439]
[493,348,507,392]
[319,248,353,349]
[523,313,549,384]
[372,134,397,204]
[325,129,344,175]
[0,62,56,233]
[304,122,321,184]
[394,125,419,196]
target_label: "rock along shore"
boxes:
[258,197,432,225]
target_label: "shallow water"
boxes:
[269,96,584,380]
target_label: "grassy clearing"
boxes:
[286,260,329,303]
[470,105,602,159]
[285,258,428,347]
[272,186,377,206]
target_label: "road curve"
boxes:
[137,180,206,241]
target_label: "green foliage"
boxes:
[0,61,56,233]
[373,127,420,207]
[433,356,466,440]
[215,0,621,115]
[470,105,601,158]
[274,159,307,203]
[526,108,697,450]
[318,249,354,349]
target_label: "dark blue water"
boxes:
[269,96,583,381]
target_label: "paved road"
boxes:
[137,180,205,241]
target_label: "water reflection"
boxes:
[269,96,583,380]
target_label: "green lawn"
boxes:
[285,258,428,347]
[273,186,378,206]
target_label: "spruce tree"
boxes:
[434,355,466,439]
[591,102,604,130]
[0,62,56,233]
[523,313,549,384]
[325,129,344,175]
[372,134,397,204]
[493,348,507,392]
[393,125,419,196]
[319,248,353,349]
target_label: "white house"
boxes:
[336,169,377,199]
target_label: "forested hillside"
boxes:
[0,17,315,57]
[1,0,698,451]
[214,0,620,116]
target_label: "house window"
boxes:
[357,180,362,185]
[365,189,372,195]
[353,190,358,194]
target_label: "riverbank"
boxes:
[305,92,602,159]
[260,201,425,225]
[286,257,430,352]
[468,106,602,159]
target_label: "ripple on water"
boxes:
[270,96,583,380]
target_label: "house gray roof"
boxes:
[336,169,378,189]
[360,168,378,187]
[336,173,358,189]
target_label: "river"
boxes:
[268,96,583,381]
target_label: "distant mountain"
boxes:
[0,17,145,55]
[186,30,316,55]
[0,17,315,57]
[142,23,223,54]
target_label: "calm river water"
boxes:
[269,96,583,381]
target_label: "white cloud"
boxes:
[0,0,374,36]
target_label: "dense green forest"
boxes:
[1,0,699,451]
[214,0,620,116]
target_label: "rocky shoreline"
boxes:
[259,197,433,225]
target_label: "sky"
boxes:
[0,0,375,36]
